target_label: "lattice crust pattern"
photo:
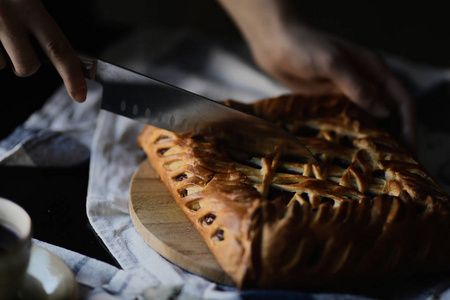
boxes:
[137,94,450,290]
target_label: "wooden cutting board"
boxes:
[129,159,234,286]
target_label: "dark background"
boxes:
[0,0,449,266]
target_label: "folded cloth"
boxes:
[31,239,450,300]
[33,239,202,300]
[0,82,101,166]
[2,27,450,299]
[85,28,288,299]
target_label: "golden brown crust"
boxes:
[137,94,450,290]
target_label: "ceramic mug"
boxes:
[0,197,32,299]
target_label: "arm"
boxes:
[0,0,87,102]
[217,0,417,152]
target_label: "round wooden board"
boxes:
[129,159,234,286]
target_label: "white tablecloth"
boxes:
[2,27,450,299]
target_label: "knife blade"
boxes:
[81,56,317,164]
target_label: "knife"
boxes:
[80,57,317,164]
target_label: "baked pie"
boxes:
[137,94,450,290]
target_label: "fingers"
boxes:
[274,71,341,96]
[30,5,87,102]
[384,75,418,153]
[330,61,391,118]
[0,0,87,102]
[0,14,41,76]
[331,58,417,153]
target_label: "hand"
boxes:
[218,0,417,152]
[0,0,87,102]
[255,25,417,152]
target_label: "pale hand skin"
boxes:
[217,0,417,152]
[0,0,87,102]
